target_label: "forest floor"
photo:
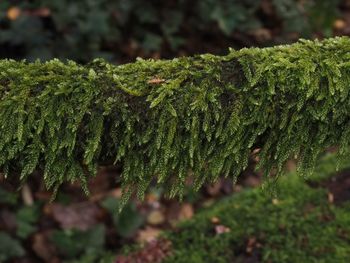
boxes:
[2,154,350,262]
[3,2,350,262]
[117,154,350,263]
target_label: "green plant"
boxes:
[51,224,106,259]
[0,232,25,261]
[16,204,41,239]
[101,197,144,237]
[0,185,18,205]
[1,37,350,207]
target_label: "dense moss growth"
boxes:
[1,37,350,204]
[159,154,350,262]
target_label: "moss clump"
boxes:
[1,37,350,203]
[160,154,350,262]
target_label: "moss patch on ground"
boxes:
[157,154,350,263]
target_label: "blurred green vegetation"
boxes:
[159,154,350,262]
[0,0,341,62]
[0,184,145,262]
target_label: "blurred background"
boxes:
[0,0,350,262]
[0,0,348,63]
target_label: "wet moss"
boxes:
[1,38,350,204]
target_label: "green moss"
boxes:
[1,37,350,204]
[162,155,350,263]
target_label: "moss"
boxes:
[1,37,350,204]
[162,155,350,263]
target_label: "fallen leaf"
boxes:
[116,238,171,263]
[109,188,123,198]
[147,210,165,225]
[147,78,165,84]
[146,193,159,203]
[7,7,21,20]
[137,227,161,243]
[210,216,220,224]
[167,202,194,226]
[249,28,272,42]
[215,225,231,235]
[32,232,58,262]
[272,198,279,205]
[233,185,243,193]
[178,203,194,221]
[202,198,215,207]
[334,19,346,30]
[50,202,102,231]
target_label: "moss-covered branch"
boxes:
[1,37,350,204]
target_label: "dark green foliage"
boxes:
[1,37,350,206]
[51,224,106,259]
[0,0,340,61]
[157,154,350,262]
[101,197,144,237]
[0,232,25,261]
[16,204,41,239]
[0,186,18,205]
